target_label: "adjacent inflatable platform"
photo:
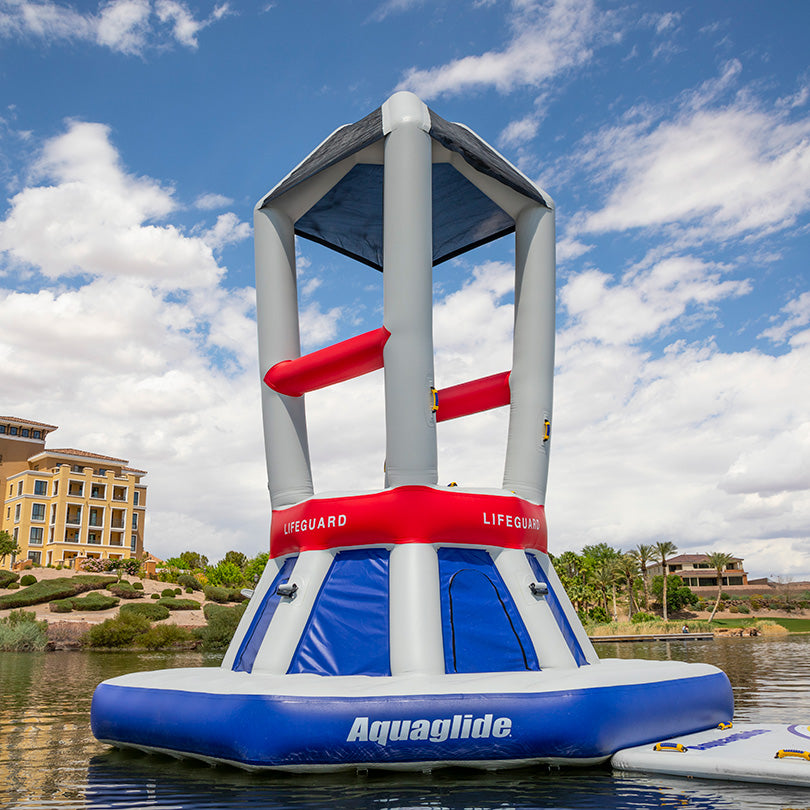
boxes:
[613,722,810,787]
[91,92,733,771]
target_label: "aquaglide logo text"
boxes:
[347,713,512,747]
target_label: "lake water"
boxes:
[2,636,809,809]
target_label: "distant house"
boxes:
[647,554,748,589]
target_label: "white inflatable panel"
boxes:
[612,722,810,788]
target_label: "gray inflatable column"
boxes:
[503,203,556,504]
[381,92,438,487]
[254,206,314,507]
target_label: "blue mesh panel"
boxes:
[438,548,539,674]
[526,552,589,667]
[288,548,391,677]
[232,556,297,673]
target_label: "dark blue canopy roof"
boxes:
[260,106,548,271]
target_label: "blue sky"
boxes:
[1,0,808,578]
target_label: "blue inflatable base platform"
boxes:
[91,662,733,771]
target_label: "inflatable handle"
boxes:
[653,742,686,753]
[775,749,810,761]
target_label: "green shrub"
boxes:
[0,575,116,609]
[132,581,144,590]
[177,573,201,591]
[150,593,160,600]
[203,585,246,604]
[737,604,750,614]
[0,610,49,651]
[49,599,74,613]
[20,574,37,586]
[161,588,177,598]
[108,582,143,599]
[0,570,19,588]
[174,588,182,595]
[630,611,657,624]
[205,560,245,588]
[71,593,119,611]
[87,612,152,647]
[134,624,193,649]
[120,602,171,621]
[195,602,247,650]
[157,598,200,611]
[6,581,20,589]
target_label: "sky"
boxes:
[1,0,808,579]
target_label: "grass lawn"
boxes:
[711,617,810,633]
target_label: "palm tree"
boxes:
[653,541,678,621]
[630,543,654,609]
[616,554,640,618]
[706,551,735,622]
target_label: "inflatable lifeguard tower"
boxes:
[91,93,733,771]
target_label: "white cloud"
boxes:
[0,0,228,54]
[96,0,150,54]
[0,120,225,289]
[560,256,751,347]
[577,76,810,242]
[367,0,426,24]
[759,291,810,345]
[396,0,607,99]
[498,115,539,150]
[194,192,233,210]
[201,212,251,250]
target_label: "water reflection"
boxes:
[2,639,809,810]
[83,752,810,810]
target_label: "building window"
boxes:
[50,504,57,523]
[14,503,21,522]
[53,481,59,497]
[9,426,18,435]
[29,527,43,545]
[91,484,106,499]
[0,425,5,434]
[89,508,103,527]
[68,481,83,497]
[88,532,100,545]
[32,430,41,439]
[133,491,140,506]
[130,535,137,551]
[98,468,107,476]
[31,503,46,521]
[21,428,30,437]
[17,481,23,496]
[13,527,18,541]
[34,480,47,496]
[131,513,138,530]
[27,551,41,564]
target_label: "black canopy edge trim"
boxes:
[294,230,384,272]
[295,224,517,273]
[433,225,517,267]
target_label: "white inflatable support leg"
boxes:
[535,552,600,664]
[503,204,555,504]
[220,554,286,670]
[250,549,334,674]
[381,92,437,487]
[389,543,445,675]
[254,206,314,507]
[492,548,576,669]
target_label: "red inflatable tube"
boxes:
[436,371,511,422]
[264,327,391,397]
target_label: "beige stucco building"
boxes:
[0,416,146,567]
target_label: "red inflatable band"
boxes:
[270,486,547,557]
